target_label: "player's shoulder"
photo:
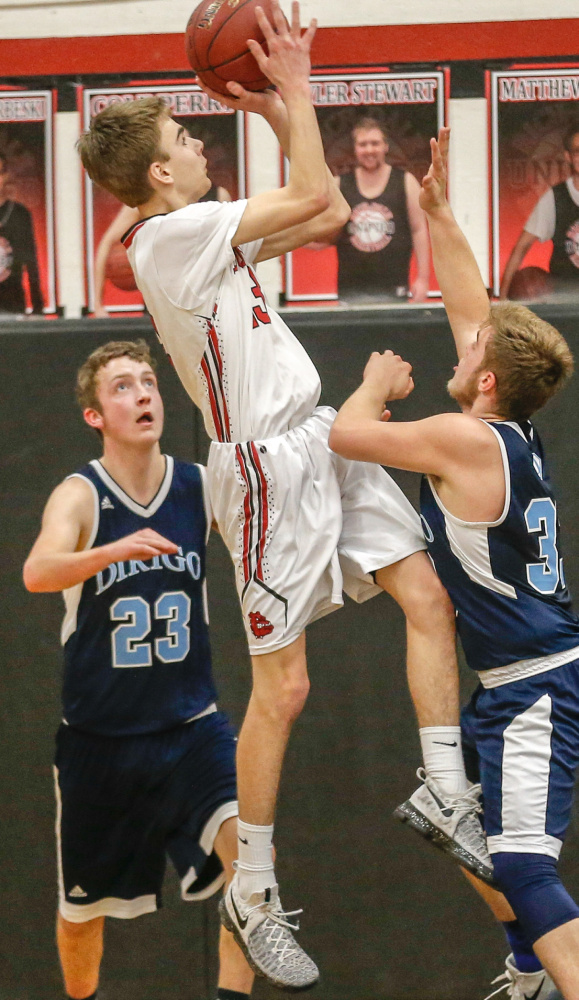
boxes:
[43,470,97,522]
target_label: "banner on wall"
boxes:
[0,90,56,316]
[489,68,579,300]
[81,83,245,315]
[283,70,447,306]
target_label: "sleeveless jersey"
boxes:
[61,458,216,736]
[550,181,579,280]
[122,200,321,444]
[337,167,412,296]
[420,420,579,672]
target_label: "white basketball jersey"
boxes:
[123,200,321,443]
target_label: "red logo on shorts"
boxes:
[249,612,274,638]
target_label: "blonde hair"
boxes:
[482,303,573,420]
[76,340,156,412]
[77,97,170,207]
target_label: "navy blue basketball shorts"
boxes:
[54,710,238,923]
[461,659,579,860]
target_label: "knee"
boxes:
[400,569,454,628]
[253,666,310,726]
[492,852,579,944]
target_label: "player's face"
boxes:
[159,117,212,203]
[354,129,389,171]
[90,358,164,446]
[447,325,493,411]
[565,133,579,179]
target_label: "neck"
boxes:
[571,173,579,192]
[463,398,504,421]
[138,190,192,219]
[99,442,166,504]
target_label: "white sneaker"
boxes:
[484,954,556,1000]
[219,873,319,991]
[394,768,496,886]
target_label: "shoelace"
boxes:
[483,966,517,1000]
[416,768,489,854]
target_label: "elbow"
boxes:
[23,561,47,593]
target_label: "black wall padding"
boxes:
[2,304,578,999]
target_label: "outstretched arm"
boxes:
[93,204,139,317]
[199,1,336,248]
[420,128,490,359]
[23,477,179,593]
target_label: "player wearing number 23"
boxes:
[23,340,253,1000]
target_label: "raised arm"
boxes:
[200,1,332,247]
[93,204,139,318]
[421,128,490,359]
[405,172,430,303]
[23,476,179,593]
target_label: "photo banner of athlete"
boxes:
[283,70,448,306]
[489,68,579,300]
[81,83,245,315]
[0,90,56,316]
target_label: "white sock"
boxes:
[419,726,469,795]
[235,819,276,900]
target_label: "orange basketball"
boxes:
[508,266,553,301]
[185,0,273,97]
[105,242,137,292]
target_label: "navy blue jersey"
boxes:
[61,458,216,736]
[420,420,579,672]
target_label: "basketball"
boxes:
[105,241,138,292]
[185,0,273,97]
[508,266,553,301]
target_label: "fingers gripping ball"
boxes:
[185,0,274,96]
[105,242,138,292]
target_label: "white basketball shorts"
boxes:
[207,406,425,654]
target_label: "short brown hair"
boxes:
[76,340,156,412]
[77,97,170,207]
[481,303,573,420]
[352,116,388,142]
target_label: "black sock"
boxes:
[217,990,250,1000]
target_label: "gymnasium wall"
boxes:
[1,2,578,314]
[3,303,579,1000]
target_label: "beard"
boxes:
[447,367,480,410]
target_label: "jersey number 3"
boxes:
[110,592,191,667]
[525,498,561,595]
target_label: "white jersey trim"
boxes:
[60,474,100,646]
[426,424,516,599]
[180,800,239,902]
[196,463,213,544]
[479,642,579,688]
[89,455,174,518]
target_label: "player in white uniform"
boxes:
[77,2,490,989]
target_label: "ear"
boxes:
[84,407,104,432]
[149,159,173,189]
[478,369,497,395]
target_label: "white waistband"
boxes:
[478,644,579,689]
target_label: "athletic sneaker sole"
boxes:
[219,897,320,992]
[394,800,498,888]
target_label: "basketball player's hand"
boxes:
[248,1,317,95]
[108,529,179,563]
[200,79,285,121]
[362,350,414,401]
[419,126,450,214]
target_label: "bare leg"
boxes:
[236,632,308,824]
[57,913,104,999]
[214,817,255,995]
[534,918,579,999]
[375,551,459,727]
[461,867,516,921]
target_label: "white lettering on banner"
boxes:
[499,76,579,102]
[0,98,47,122]
[311,78,437,107]
[89,91,234,118]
